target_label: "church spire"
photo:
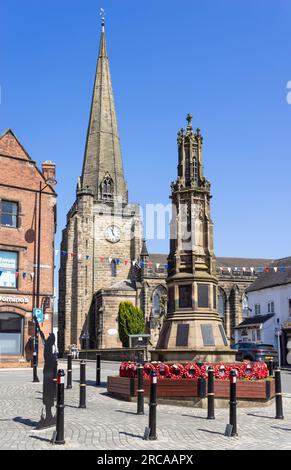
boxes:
[81,15,128,202]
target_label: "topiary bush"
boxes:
[118,301,145,347]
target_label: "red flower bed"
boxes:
[119,361,269,381]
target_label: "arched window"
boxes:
[111,259,117,277]
[193,157,198,182]
[218,288,226,329]
[102,177,113,200]
[152,286,167,317]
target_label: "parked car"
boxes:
[231,342,278,366]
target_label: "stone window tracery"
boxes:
[101,176,113,200]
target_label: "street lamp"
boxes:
[33,178,56,383]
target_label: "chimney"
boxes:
[42,160,56,185]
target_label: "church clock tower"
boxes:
[152,115,235,362]
[58,17,142,354]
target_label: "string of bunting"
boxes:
[54,251,289,274]
[0,270,35,280]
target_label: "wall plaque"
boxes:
[201,324,215,346]
[176,324,189,347]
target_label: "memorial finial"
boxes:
[186,113,193,127]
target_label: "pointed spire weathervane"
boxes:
[100,7,105,31]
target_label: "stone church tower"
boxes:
[58,19,142,355]
[152,115,235,362]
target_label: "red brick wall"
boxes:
[0,130,57,365]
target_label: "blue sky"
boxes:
[2,0,291,260]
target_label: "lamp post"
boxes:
[33,179,56,382]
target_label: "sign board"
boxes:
[33,308,44,324]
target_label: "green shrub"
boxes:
[118,301,145,347]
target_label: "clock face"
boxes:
[105,225,121,243]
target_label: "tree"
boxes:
[118,301,145,347]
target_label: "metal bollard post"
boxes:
[267,359,274,377]
[207,366,215,420]
[229,369,238,436]
[53,364,58,401]
[275,368,284,419]
[79,361,86,409]
[148,369,158,440]
[55,369,65,445]
[32,350,39,383]
[67,354,72,389]
[96,354,101,386]
[137,352,144,415]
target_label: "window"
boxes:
[111,259,117,277]
[193,157,198,182]
[0,200,18,228]
[153,286,166,317]
[268,301,275,314]
[102,177,113,200]
[0,313,23,355]
[242,294,249,318]
[198,284,209,308]
[179,285,192,308]
[255,304,261,315]
[289,299,291,317]
[218,289,225,320]
[257,329,261,341]
[0,251,18,288]
[213,285,217,310]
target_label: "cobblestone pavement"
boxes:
[0,362,291,450]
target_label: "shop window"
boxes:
[0,313,23,355]
[0,200,18,228]
[0,251,18,288]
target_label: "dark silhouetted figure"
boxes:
[35,319,57,430]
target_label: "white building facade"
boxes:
[235,261,291,365]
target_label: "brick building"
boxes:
[0,129,57,367]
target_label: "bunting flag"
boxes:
[30,272,35,279]
[23,272,27,279]
[55,250,59,256]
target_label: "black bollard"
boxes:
[79,361,86,409]
[267,359,274,377]
[229,369,238,436]
[137,352,144,415]
[53,364,58,401]
[32,351,39,383]
[275,368,284,419]
[66,354,72,389]
[96,354,101,386]
[55,369,65,445]
[148,369,158,440]
[207,366,215,420]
